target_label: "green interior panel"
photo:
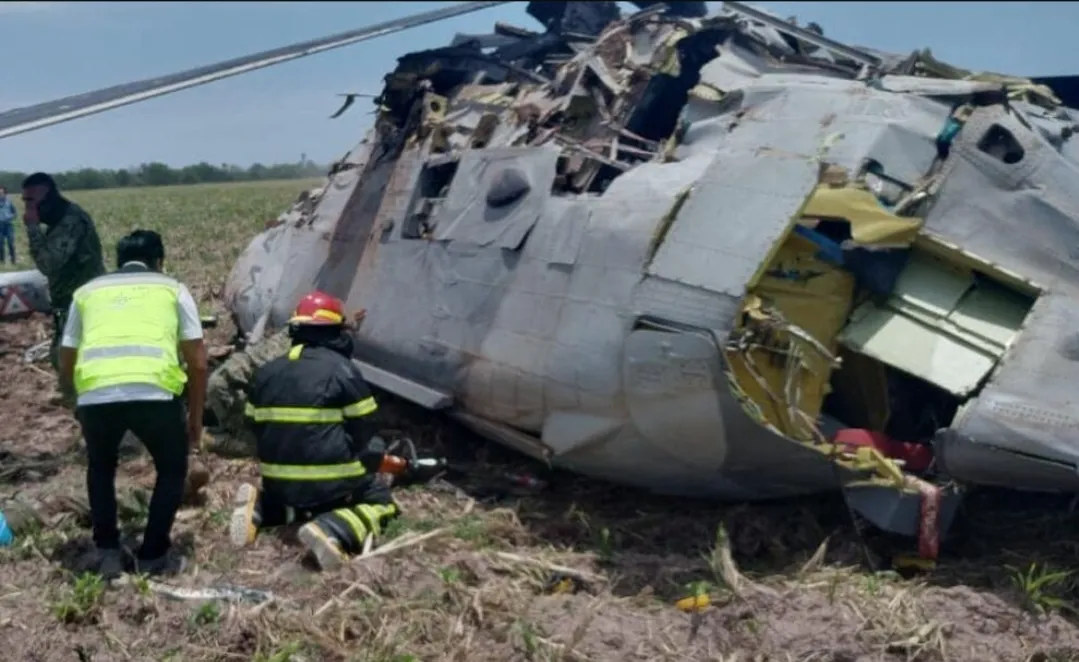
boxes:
[838,252,1035,397]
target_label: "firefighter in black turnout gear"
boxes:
[229,290,399,571]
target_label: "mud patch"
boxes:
[0,315,80,457]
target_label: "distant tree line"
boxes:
[0,159,327,192]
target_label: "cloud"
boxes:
[0,2,60,14]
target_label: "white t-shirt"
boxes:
[61,262,204,406]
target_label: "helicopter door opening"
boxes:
[824,238,1039,444]
[723,182,1041,458]
[723,227,855,443]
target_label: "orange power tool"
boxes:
[378,454,447,484]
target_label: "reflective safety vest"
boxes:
[72,271,187,396]
[246,399,378,482]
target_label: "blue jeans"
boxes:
[0,223,14,263]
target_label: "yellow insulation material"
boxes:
[965,73,1061,106]
[801,185,923,247]
[725,232,854,439]
[657,28,689,76]
[725,207,917,490]
[675,594,710,613]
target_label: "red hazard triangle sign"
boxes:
[1,290,29,317]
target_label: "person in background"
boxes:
[0,186,17,264]
[21,172,106,371]
[58,230,208,579]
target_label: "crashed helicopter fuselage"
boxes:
[222,2,1079,551]
[5,2,1079,556]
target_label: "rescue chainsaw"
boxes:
[378,436,447,485]
[379,454,448,484]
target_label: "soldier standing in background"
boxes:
[21,172,106,372]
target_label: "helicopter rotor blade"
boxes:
[0,0,510,141]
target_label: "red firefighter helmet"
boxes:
[289,290,346,326]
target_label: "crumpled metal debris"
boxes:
[22,340,50,364]
[116,576,274,605]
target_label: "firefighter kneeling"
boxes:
[228,290,398,571]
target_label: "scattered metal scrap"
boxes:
[22,340,50,364]
[359,1,742,199]
[114,576,275,605]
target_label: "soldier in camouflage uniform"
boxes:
[205,327,291,457]
[21,172,106,372]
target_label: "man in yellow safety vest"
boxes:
[57,229,208,579]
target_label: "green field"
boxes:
[1,179,319,297]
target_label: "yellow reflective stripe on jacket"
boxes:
[259,461,367,481]
[243,398,378,422]
[342,397,377,418]
[244,404,344,423]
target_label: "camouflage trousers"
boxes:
[45,307,81,411]
[49,307,68,372]
[205,329,291,458]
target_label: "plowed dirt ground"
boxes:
[3,181,1079,662]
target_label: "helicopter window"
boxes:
[430,147,558,249]
[402,160,459,239]
[977,124,1025,165]
[549,155,576,196]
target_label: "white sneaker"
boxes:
[228,483,259,548]
[297,522,347,572]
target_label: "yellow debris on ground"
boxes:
[675,593,711,613]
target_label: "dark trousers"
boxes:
[76,398,189,560]
[259,479,398,554]
[0,223,14,262]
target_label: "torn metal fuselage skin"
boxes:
[223,2,1079,544]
